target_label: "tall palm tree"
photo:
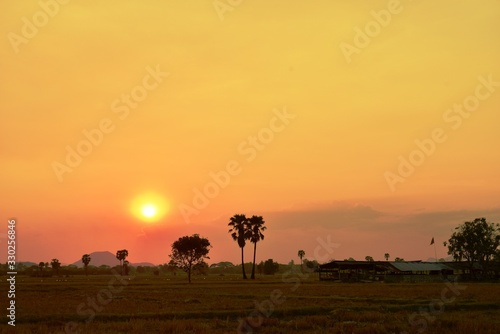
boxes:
[82,254,91,276]
[298,250,305,267]
[248,215,266,279]
[384,253,390,261]
[228,214,249,279]
[116,249,129,276]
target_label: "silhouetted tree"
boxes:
[263,259,279,275]
[38,262,45,276]
[384,253,390,261]
[257,261,264,275]
[169,234,211,283]
[192,260,209,276]
[116,249,129,276]
[298,250,305,267]
[394,257,404,262]
[82,254,91,276]
[248,215,266,279]
[446,217,500,279]
[123,260,130,275]
[303,259,319,271]
[51,259,61,276]
[365,256,374,262]
[228,214,249,279]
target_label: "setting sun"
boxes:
[130,192,169,223]
[141,204,157,218]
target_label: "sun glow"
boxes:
[141,204,157,218]
[131,192,169,223]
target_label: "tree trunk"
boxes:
[241,247,247,279]
[188,265,192,283]
[251,242,257,279]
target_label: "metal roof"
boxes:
[389,262,452,272]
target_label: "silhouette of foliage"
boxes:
[169,234,211,283]
[228,214,249,279]
[248,215,266,279]
[50,259,61,275]
[82,254,91,276]
[298,250,305,267]
[116,249,128,276]
[263,259,279,275]
[447,217,500,279]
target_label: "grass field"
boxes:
[2,272,500,333]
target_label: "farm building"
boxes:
[318,260,473,282]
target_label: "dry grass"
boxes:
[1,274,499,333]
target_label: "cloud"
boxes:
[263,201,384,230]
[261,202,500,235]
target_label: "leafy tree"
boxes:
[365,256,374,262]
[248,215,266,279]
[446,217,500,279]
[116,249,129,276]
[263,259,279,275]
[228,214,249,279]
[394,257,404,262]
[38,262,45,276]
[384,253,390,261]
[82,254,91,276]
[257,261,264,275]
[192,260,209,276]
[303,259,319,271]
[298,250,305,266]
[51,259,61,275]
[169,234,211,283]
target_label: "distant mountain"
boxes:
[71,251,156,268]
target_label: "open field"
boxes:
[2,273,500,334]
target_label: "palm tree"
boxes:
[384,253,390,261]
[116,249,129,276]
[298,250,305,267]
[82,254,91,276]
[228,214,249,279]
[248,215,266,279]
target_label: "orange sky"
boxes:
[1,1,500,266]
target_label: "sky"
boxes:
[1,0,500,266]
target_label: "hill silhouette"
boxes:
[71,251,155,267]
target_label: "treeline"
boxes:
[0,259,319,277]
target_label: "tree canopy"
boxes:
[169,234,211,283]
[446,217,500,278]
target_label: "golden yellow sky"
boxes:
[1,0,499,264]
